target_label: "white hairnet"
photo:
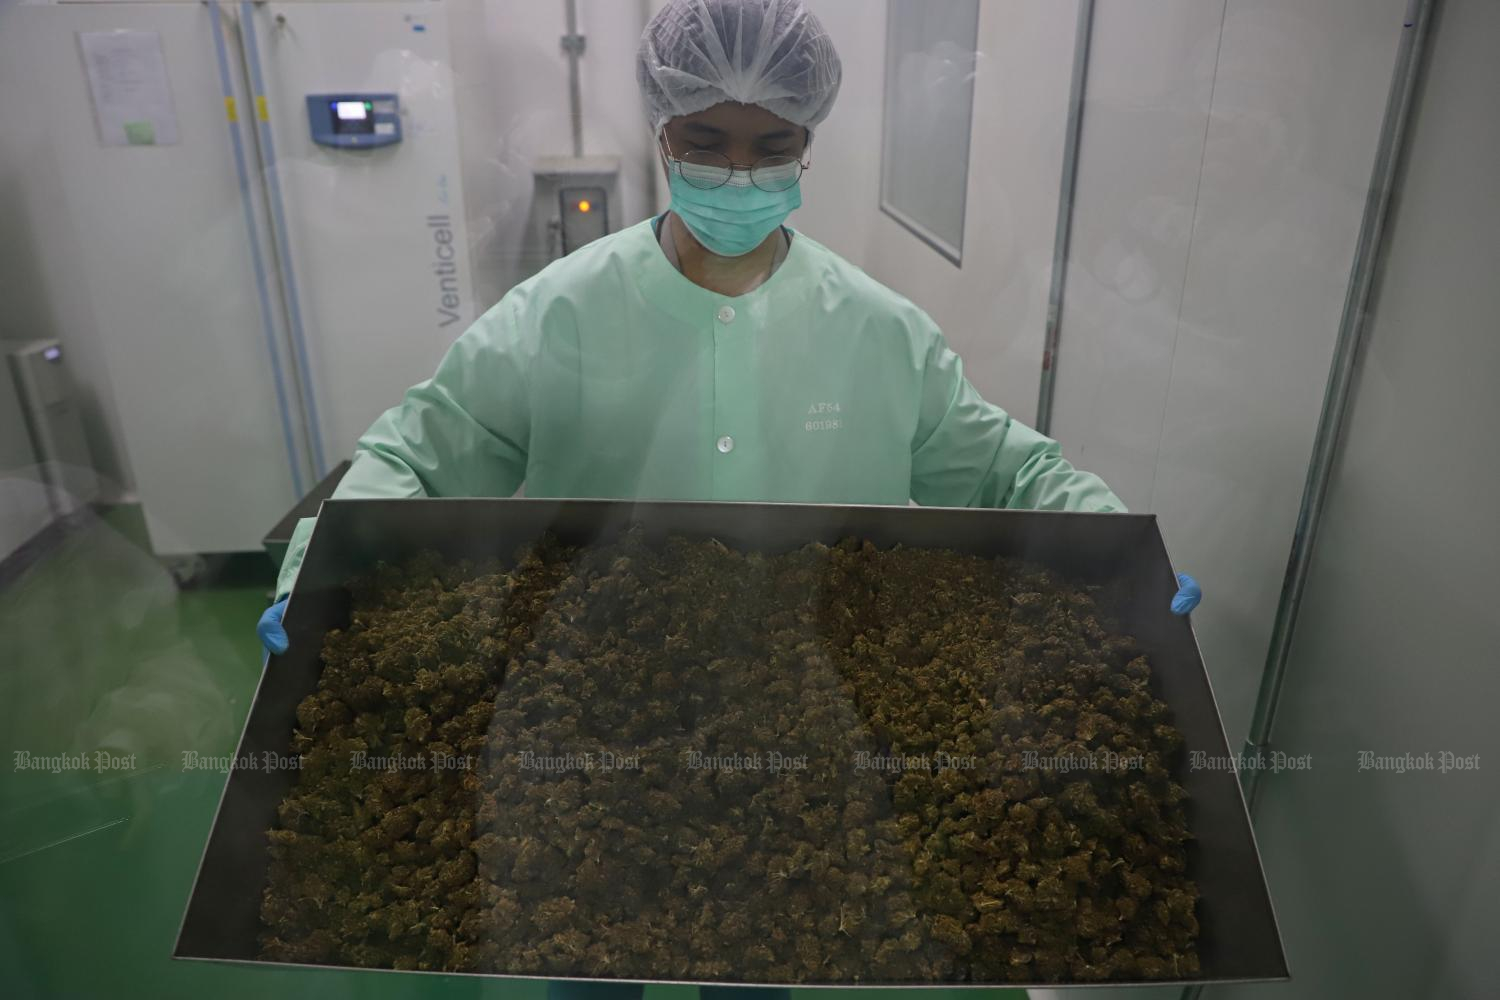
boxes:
[637,0,843,135]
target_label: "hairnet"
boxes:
[637,0,843,135]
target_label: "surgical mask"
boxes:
[666,159,803,258]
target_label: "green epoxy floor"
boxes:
[0,507,1022,1000]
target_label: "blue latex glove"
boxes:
[258,598,289,656]
[1171,573,1202,615]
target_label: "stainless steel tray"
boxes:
[175,498,1287,988]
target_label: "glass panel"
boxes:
[879,0,982,263]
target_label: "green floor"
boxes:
[0,507,1022,1000]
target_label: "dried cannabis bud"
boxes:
[259,529,1198,983]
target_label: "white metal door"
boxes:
[248,0,476,471]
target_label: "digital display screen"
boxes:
[331,100,375,134]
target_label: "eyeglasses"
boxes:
[659,134,812,193]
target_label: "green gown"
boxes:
[276,218,1123,599]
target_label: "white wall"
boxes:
[797,0,1083,421]
[1210,0,1500,994]
[449,0,655,309]
[1038,0,1406,753]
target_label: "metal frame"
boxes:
[1239,0,1437,813]
[1035,0,1094,436]
[562,0,585,158]
[176,498,1287,988]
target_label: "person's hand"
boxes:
[258,598,289,655]
[1171,573,1202,615]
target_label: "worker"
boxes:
[255,0,1200,991]
[259,0,1200,657]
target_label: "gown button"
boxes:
[717,305,736,324]
[716,435,735,454]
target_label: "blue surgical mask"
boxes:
[666,160,802,258]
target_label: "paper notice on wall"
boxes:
[78,30,180,147]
